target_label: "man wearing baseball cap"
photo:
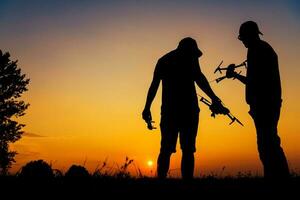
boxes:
[226,21,290,179]
[143,37,229,179]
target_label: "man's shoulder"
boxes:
[158,50,177,63]
[259,40,276,55]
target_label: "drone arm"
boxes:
[216,76,227,83]
[226,113,244,126]
[232,73,247,84]
[199,97,211,106]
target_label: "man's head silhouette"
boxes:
[177,37,203,58]
[238,21,263,48]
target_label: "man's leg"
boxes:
[157,151,172,179]
[255,125,289,178]
[180,113,199,180]
[181,151,194,180]
[251,106,290,179]
[158,115,178,179]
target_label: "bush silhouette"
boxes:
[65,165,89,177]
[19,160,53,178]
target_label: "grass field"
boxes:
[1,159,298,198]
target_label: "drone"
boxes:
[198,95,244,126]
[212,60,247,83]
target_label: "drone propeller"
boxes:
[214,60,224,74]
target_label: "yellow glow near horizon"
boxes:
[147,160,154,168]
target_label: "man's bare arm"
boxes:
[195,72,229,115]
[142,60,162,128]
[144,76,160,111]
[142,75,160,130]
[195,72,219,101]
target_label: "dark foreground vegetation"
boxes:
[0,160,299,199]
[1,175,299,199]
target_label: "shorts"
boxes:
[160,113,199,153]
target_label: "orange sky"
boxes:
[1,1,299,176]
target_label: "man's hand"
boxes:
[142,108,156,130]
[142,108,152,122]
[210,99,230,115]
[226,64,237,78]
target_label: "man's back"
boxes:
[155,50,200,115]
[246,40,282,106]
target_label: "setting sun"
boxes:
[147,160,154,168]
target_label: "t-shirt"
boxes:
[246,40,282,107]
[154,50,201,115]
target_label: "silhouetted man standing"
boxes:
[142,37,228,179]
[226,21,290,179]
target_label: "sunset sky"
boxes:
[1,0,300,176]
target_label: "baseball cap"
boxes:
[239,21,263,40]
[177,37,202,57]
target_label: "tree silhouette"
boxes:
[0,50,30,175]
